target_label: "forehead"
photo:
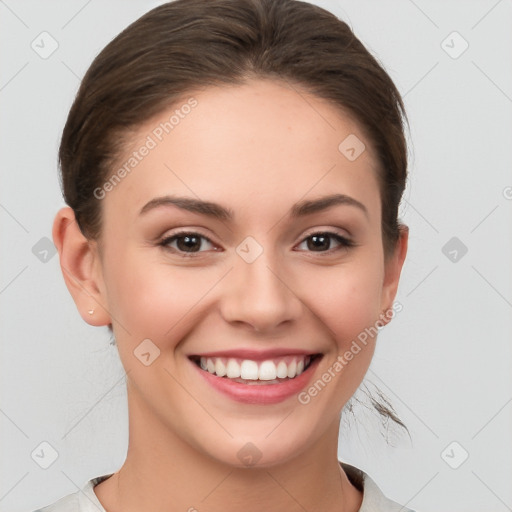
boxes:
[102,79,381,228]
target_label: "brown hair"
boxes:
[59,0,409,436]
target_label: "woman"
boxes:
[34,0,416,510]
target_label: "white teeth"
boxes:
[259,360,277,380]
[287,360,297,378]
[240,360,259,380]
[276,361,288,379]
[196,355,315,381]
[215,358,227,377]
[226,358,241,378]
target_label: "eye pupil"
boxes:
[177,235,201,252]
[308,233,330,251]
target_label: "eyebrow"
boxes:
[139,193,368,220]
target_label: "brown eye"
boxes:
[160,231,216,257]
[296,231,354,254]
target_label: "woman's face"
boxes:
[84,79,407,467]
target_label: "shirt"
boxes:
[32,462,417,512]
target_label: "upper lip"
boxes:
[188,348,320,361]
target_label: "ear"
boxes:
[52,207,111,326]
[378,224,409,327]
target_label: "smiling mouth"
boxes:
[189,354,322,385]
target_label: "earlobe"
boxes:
[52,207,111,326]
[379,224,409,327]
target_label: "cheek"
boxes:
[295,260,384,411]
[304,257,384,348]
[103,249,216,349]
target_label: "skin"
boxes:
[53,78,408,512]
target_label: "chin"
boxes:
[190,424,319,470]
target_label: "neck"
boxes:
[94,385,363,512]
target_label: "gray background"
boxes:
[1,1,511,511]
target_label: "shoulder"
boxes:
[31,492,79,512]
[341,461,419,512]
[30,474,113,512]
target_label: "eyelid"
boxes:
[159,229,218,254]
[299,226,351,241]
[295,230,355,255]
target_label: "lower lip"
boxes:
[192,357,321,405]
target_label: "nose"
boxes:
[220,246,303,334]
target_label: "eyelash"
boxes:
[158,229,355,258]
